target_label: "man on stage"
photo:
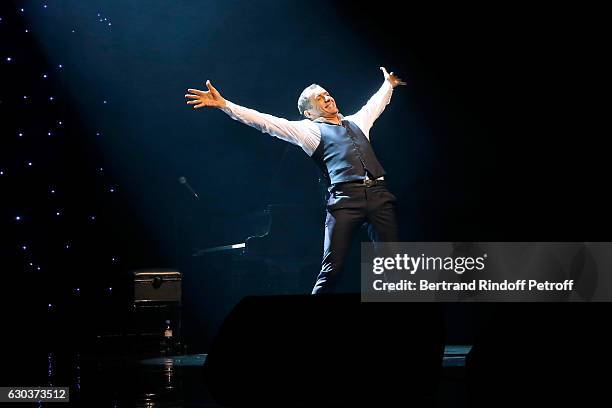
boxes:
[185,67,406,293]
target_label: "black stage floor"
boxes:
[6,346,471,407]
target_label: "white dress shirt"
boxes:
[220,80,394,157]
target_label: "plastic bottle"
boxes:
[162,320,174,355]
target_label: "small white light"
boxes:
[58,64,63,69]
[48,131,52,136]
[43,4,48,8]
[23,95,28,99]
[18,132,23,137]
[48,304,53,308]
[58,120,62,125]
[108,23,112,26]
[107,287,113,292]
[71,29,75,33]
[6,57,12,62]
[30,262,33,266]
[103,100,107,104]
[109,188,115,193]
[43,74,47,78]
[56,211,61,216]
[20,8,25,12]
[0,170,4,176]
[65,243,70,249]
[96,132,100,136]
[25,29,29,33]
[27,162,32,166]
[90,215,96,220]
[37,266,41,271]
[98,167,104,172]
[16,216,22,221]
[49,96,54,101]
[22,245,27,250]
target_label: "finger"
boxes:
[185,94,201,99]
[206,80,219,94]
[186,100,201,105]
[187,88,207,96]
[194,102,206,109]
[380,66,389,76]
[390,72,394,76]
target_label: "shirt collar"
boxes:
[313,113,344,125]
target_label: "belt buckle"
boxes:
[364,179,375,187]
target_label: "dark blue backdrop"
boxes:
[2,0,608,350]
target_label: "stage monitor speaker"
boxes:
[203,294,445,407]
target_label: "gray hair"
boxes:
[297,84,321,117]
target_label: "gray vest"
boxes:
[311,119,386,185]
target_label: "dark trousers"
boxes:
[311,181,398,294]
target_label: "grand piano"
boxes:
[191,204,326,294]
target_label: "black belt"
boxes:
[334,179,386,188]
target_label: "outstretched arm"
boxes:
[350,67,406,138]
[185,80,320,154]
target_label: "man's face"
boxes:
[307,87,339,119]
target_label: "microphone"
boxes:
[178,176,200,200]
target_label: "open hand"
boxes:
[185,80,226,109]
[380,67,407,88]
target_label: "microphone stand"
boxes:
[175,176,201,264]
[172,176,201,354]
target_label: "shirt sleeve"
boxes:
[348,80,394,139]
[220,101,321,156]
